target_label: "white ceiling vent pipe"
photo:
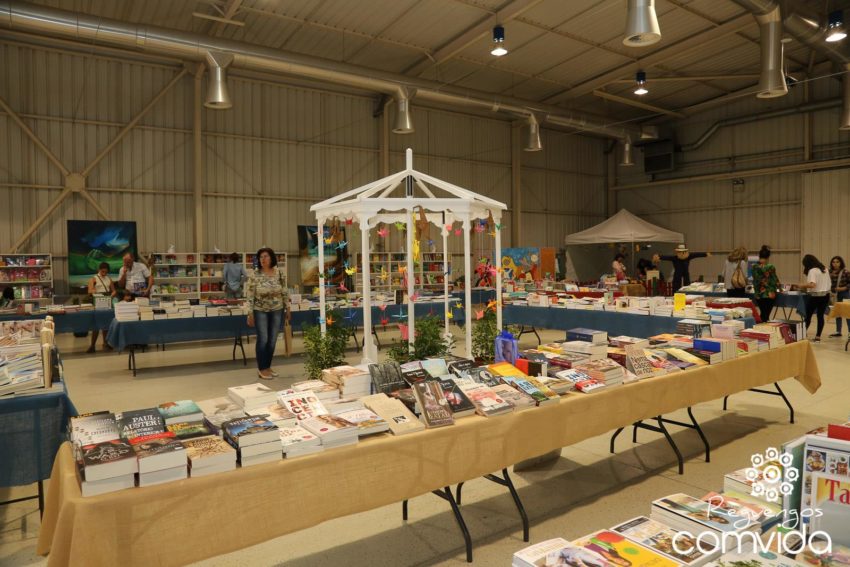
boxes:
[620,138,635,166]
[205,51,234,109]
[392,88,414,134]
[0,1,654,144]
[524,114,542,152]
[754,6,788,98]
[623,0,662,47]
[841,65,850,130]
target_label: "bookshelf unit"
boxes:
[354,251,449,293]
[0,253,54,300]
[150,252,199,299]
[148,252,288,300]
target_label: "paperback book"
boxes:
[117,408,173,445]
[411,380,454,428]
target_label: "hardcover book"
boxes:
[419,358,449,378]
[458,383,514,416]
[612,516,718,566]
[411,380,454,428]
[196,397,246,432]
[133,437,187,474]
[571,529,679,567]
[157,400,203,425]
[80,439,138,481]
[70,412,120,446]
[277,390,329,421]
[116,408,173,445]
[491,384,536,411]
[166,420,213,440]
[221,415,279,448]
[181,435,236,468]
[436,376,477,417]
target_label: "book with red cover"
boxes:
[828,423,850,442]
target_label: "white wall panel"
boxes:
[802,170,850,272]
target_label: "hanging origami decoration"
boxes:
[329,217,343,243]
[474,221,485,233]
[345,266,357,276]
[380,317,389,326]
[324,236,334,245]
[446,310,453,319]
[377,226,389,238]
[338,281,348,292]
[475,310,485,320]
[336,240,347,251]
[344,218,353,225]
[379,267,388,282]
[325,314,335,326]
[327,266,336,276]
[445,223,453,232]
[410,292,420,302]
[412,239,421,262]
[378,304,387,312]
[414,206,430,241]
[394,221,406,231]
[454,228,462,236]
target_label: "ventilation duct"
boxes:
[205,51,234,109]
[754,6,787,98]
[624,0,661,47]
[836,87,850,130]
[0,1,653,144]
[524,114,542,152]
[392,89,414,134]
[620,139,635,166]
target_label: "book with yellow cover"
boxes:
[487,361,524,376]
[571,529,679,567]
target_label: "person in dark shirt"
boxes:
[653,244,711,292]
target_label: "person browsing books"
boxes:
[794,254,831,342]
[245,247,289,380]
[751,245,780,323]
[612,253,627,281]
[653,244,710,292]
[117,253,153,297]
[828,255,850,338]
[723,246,748,298]
[223,252,247,299]
[0,286,14,309]
[86,262,116,353]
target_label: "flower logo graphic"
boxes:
[747,447,796,503]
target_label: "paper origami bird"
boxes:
[325,314,335,326]
[486,299,498,311]
[475,310,484,320]
[377,227,389,238]
[495,223,502,230]
[410,292,420,302]
[336,240,347,250]
[327,267,336,276]
[345,266,357,276]
[474,222,485,233]
[338,282,348,292]
[379,267,388,282]
[324,236,334,245]
[445,224,453,232]
[412,239,421,262]
[394,221,406,231]
[446,310,453,319]
[380,317,389,326]
[489,231,497,237]
[398,265,407,274]
[378,304,387,312]
[454,228,462,236]
[345,218,353,225]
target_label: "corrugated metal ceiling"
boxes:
[18,0,839,124]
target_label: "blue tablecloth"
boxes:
[108,303,467,352]
[0,311,114,333]
[0,381,77,487]
[503,305,755,337]
[452,289,497,305]
[774,293,807,318]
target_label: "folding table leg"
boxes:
[655,416,684,475]
[687,407,710,462]
[482,469,529,542]
[38,480,44,518]
[401,488,473,563]
[609,427,624,454]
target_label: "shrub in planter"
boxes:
[302,311,349,379]
[387,315,455,364]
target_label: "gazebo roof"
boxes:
[310,149,506,225]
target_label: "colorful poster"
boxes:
[297,225,347,288]
[67,220,137,290]
[501,247,540,281]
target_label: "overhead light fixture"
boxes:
[624,0,661,47]
[634,71,648,95]
[826,10,847,43]
[524,114,542,152]
[204,51,234,109]
[491,25,508,56]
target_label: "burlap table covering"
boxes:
[37,341,820,567]
[828,302,850,319]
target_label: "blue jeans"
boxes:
[836,290,850,334]
[254,309,283,370]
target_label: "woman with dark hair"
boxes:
[0,286,14,308]
[724,246,748,298]
[223,252,247,299]
[829,255,850,337]
[86,262,116,353]
[751,245,780,323]
[612,253,627,281]
[797,254,831,342]
[245,248,289,379]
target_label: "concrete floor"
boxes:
[1,325,848,567]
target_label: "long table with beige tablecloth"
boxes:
[37,341,821,567]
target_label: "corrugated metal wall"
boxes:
[614,76,850,283]
[802,169,850,268]
[0,42,606,292]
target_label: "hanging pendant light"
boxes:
[490,25,508,56]
[624,0,661,47]
[634,71,648,95]
[826,10,847,43]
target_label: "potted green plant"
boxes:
[471,308,498,363]
[302,310,349,380]
[387,315,455,363]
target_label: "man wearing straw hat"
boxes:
[653,244,711,292]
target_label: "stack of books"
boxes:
[334,408,389,436]
[196,397,246,435]
[491,383,537,410]
[693,337,737,362]
[116,408,188,486]
[114,302,140,322]
[247,401,297,428]
[300,414,359,448]
[651,493,758,536]
[0,342,47,396]
[500,376,559,405]
[278,424,324,458]
[560,340,607,361]
[222,415,281,467]
[574,358,625,387]
[291,379,340,402]
[321,365,372,398]
[566,327,608,344]
[455,381,514,417]
[182,435,237,477]
[227,383,278,413]
[676,319,712,338]
[70,412,137,497]
[277,390,329,421]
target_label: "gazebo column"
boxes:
[495,216,503,330]
[359,214,377,363]
[442,222,450,338]
[406,208,415,353]
[462,216,472,359]
[318,219,326,335]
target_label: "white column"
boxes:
[360,215,377,363]
[495,218,503,330]
[406,209,415,352]
[318,221,326,335]
[443,226,450,337]
[462,216,472,359]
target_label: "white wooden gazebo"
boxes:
[310,149,507,363]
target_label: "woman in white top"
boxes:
[796,254,831,342]
[87,262,116,353]
[612,253,627,281]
